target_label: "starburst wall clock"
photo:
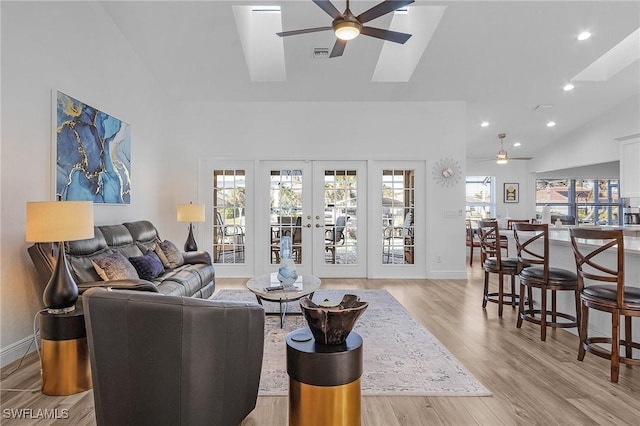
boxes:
[432,158,461,187]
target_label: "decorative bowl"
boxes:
[299,294,368,345]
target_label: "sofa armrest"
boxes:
[182,250,212,265]
[78,279,159,294]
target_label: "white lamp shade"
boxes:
[26,201,94,242]
[177,203,206,223]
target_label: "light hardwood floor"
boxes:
[2,266,639,425]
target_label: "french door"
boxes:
[200,159,425,278]
[258,161,367,277]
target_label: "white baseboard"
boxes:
[1,334,38,368]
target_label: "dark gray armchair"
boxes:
[83,288,265,426]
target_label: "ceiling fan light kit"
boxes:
[494,133,533,164]
[334,20,362,41]
[277,0,414,58]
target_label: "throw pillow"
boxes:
[153,241,170,266]
[92,251,139,281]
[157,240,184,269]
[128,251,164,281]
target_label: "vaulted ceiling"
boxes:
[100,1,640,160]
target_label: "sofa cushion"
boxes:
[66,227,112,283]
[67,226,108,255]
[158,240,184,269]
[124,221,160,251]
[92,251,139,281]
[99,224,144,258]
[129,252,164,281]
[155,267,202,296]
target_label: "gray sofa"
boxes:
[28,220,214,300]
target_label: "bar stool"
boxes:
[466,219,481,266]
[507,219,530,230]
[570,228,640,383]
[513,223,580,341]
[477,220,521,317]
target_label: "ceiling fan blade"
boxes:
[361,26,412,44]
[357,0,415,24]
[329,38,347,58]
[508,157,534,160]
[277,26,332,37]
[312,0,342,19]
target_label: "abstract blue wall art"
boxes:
[56,91,131,204]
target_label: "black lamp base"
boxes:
[43,242,79,313]
[184,223,198,252]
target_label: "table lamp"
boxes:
[177,202,205,251]
[26,201,94,313]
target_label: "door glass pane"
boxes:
[212,170,245,264]
[382,170,414,264]
[323,170,358,264]
[270,170,303,264]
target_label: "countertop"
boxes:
[547,228,640,255]
[503,226,640,255]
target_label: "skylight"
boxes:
[572,28,640,82]
[372,6,447,82]
[233,5,286,82]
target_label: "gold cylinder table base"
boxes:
[289,378,361,426]
[41,338,92,396]
[39,304,93,396]
[286,329,363,426]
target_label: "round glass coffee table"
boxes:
[246,273,321,328]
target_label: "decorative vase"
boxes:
[277,258,298,286]
[300,294,368,345]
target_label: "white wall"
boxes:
[0,1,172,365]
[466,160,535,221]
[530,94,640,173]
[174,101,468,279]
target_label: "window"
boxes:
[535,179,621,225]
[213,170,246,264]
[466,176,494,226]
[382,169,414,264]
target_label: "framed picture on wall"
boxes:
[504,183,519,203]
[54,90,131,204]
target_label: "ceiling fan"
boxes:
[276,0,414,58]
[494,133,533,164]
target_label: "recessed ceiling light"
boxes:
[513,142,522,147]
[563,83,575,91]
[577,31,591,41]
[480,121,490,127]
[547,121,556,127]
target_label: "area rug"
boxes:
[212,289,491,397]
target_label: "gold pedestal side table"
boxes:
[39,302,92,396]
[286,328,363,426]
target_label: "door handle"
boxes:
[305,223,311,228]
[315,224,324,228]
